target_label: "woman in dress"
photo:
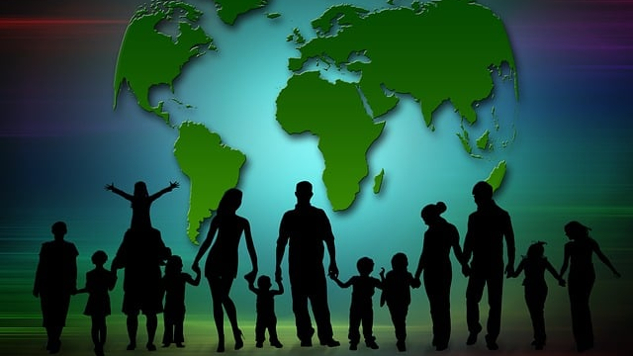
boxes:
[193,188,258,352]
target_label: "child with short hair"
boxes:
[380,253,419,352]
[510,241,565,350]
[330,256,382,350]
[161,255,200,348]
[246,274,284,348]
[76,250,117,356]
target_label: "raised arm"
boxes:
[273,279,284,296]
[242,219,258,281]
[105,183,133,200]
[193,218,217,270]
[592,239,621,278]
[247,278,258,294]
[149,181,179,202]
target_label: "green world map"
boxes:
[113,0,517,243]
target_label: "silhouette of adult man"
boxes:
[33,221,78,354]
[275,181,340,347]
[112,227,171,351]
[463,181,515,350]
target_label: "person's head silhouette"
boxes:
[391,252,408,272]
[257,275,272,291]
[217,188,243,216]
[564,221,591,240]
[134,181,149,198]
[356,257,374,277]
[526,241,546,260]
[91,250,108,267]
[165,255,184,275]
[421,201,447,226]
[472,181,493,207]
[51,221,67,241]
[295,181,313,205]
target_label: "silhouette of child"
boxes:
[161,255,201,348]
[509,241,565,350]
[76,250,117,356]
[246,274,284,348]
[105,181,179,230]
[330,257,382,350]
[380,253,419,352]
[33,221,78,354]
[559,221,621,352]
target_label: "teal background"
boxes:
[1,0,632,354]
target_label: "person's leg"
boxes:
[217,278,242,350]
[465,272,485,344]
[126,310,139,350]
[268,315,282,348]
[570,274,595,351]
[255,315,266,347]
[309,273,337,345]
[362,304,378,349]
[145,312,157,350]
[162,312,172,346]
[485,267,504,349]
[348,303,361,349]
[91,316,100,349]
[208,277,226,352]
[174,313,185,347]
[389,305,408,351]
[289,276,314,345]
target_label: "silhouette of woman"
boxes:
[510,241,565,350]
[193,188,258,352]
[559,221,621,352]
[105,181,179,229]
[76,250,117,356]
[414,202,467,351]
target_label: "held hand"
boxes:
[169,181,180,190]
[328,262,339,279]
[104,183,114,191]
[275,267,282,282]
[191,264,201,274]
[244,270,257,283]
[504,264,515,278]
[412,278,422,289]
[558,279,566,287]
[461,263,471,277]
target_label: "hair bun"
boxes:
[436,201,447,214]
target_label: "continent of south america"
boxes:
[276,72,384,211]
[174,122,246,243]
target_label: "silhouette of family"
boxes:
[33,180,621,355]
